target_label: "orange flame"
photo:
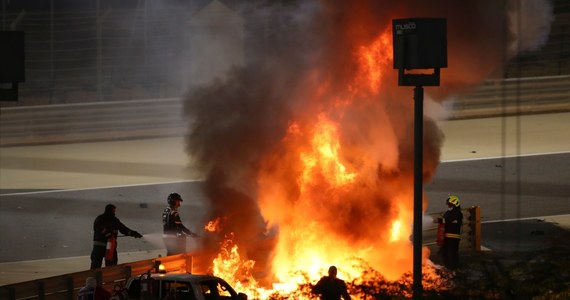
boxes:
[354,30,393,95]
[211,233,263,297]
[300,113,357,191]
[208,26,440,298]
[204,218,221,232]
[255,28,429,283]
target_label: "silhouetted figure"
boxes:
[312,266,351,300]
[90,204,142,269]
[162,193,198,255]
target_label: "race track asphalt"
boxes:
[1,112,569,285]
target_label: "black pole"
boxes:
[413,85,424,299]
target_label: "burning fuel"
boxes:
[183,0,553,298]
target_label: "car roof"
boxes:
[142,273,226,283]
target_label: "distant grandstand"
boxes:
[0,0,568,107]
[1,1,212,105]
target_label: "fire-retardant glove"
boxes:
[131,231,143,238]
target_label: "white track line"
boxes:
[482,214,570,224]
[0,179,204,197]
[441,150,570,163]
[3,152,569,196]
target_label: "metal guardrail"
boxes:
[0,98,187,147]
[0,207,481,300]
[1,76,569,147]
[0,252,201,300]
[424,206,482,251]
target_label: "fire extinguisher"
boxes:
[105,236,117,261]
[140,271,153,300]
[436,222,445,246]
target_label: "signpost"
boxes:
[392,18,447,299]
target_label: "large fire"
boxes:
[183,0,551,298]
[196,26,439,298]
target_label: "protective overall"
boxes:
[441,195,463,269]
[90,204,142,269]
[162,193,196,256]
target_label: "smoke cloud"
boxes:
[508,0,554,54]
[183,0,553,280]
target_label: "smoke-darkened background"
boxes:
[1,0,565,108]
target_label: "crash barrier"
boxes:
[423,206,482,251]
[1,76,569,147]
[0,98,186,147]
[0,252,206,300]
[0,207,481,300]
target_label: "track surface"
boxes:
[0,113,569,284]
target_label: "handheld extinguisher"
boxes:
[140,271,153,300]
[105,236,117,261]
[436,220,445,246]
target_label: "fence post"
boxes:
[66,276,74,300]
[124,265,132,281]
[7,287,16,300]
[95,270,103,287]
[468,206,481,251]
[37,281,45,300]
